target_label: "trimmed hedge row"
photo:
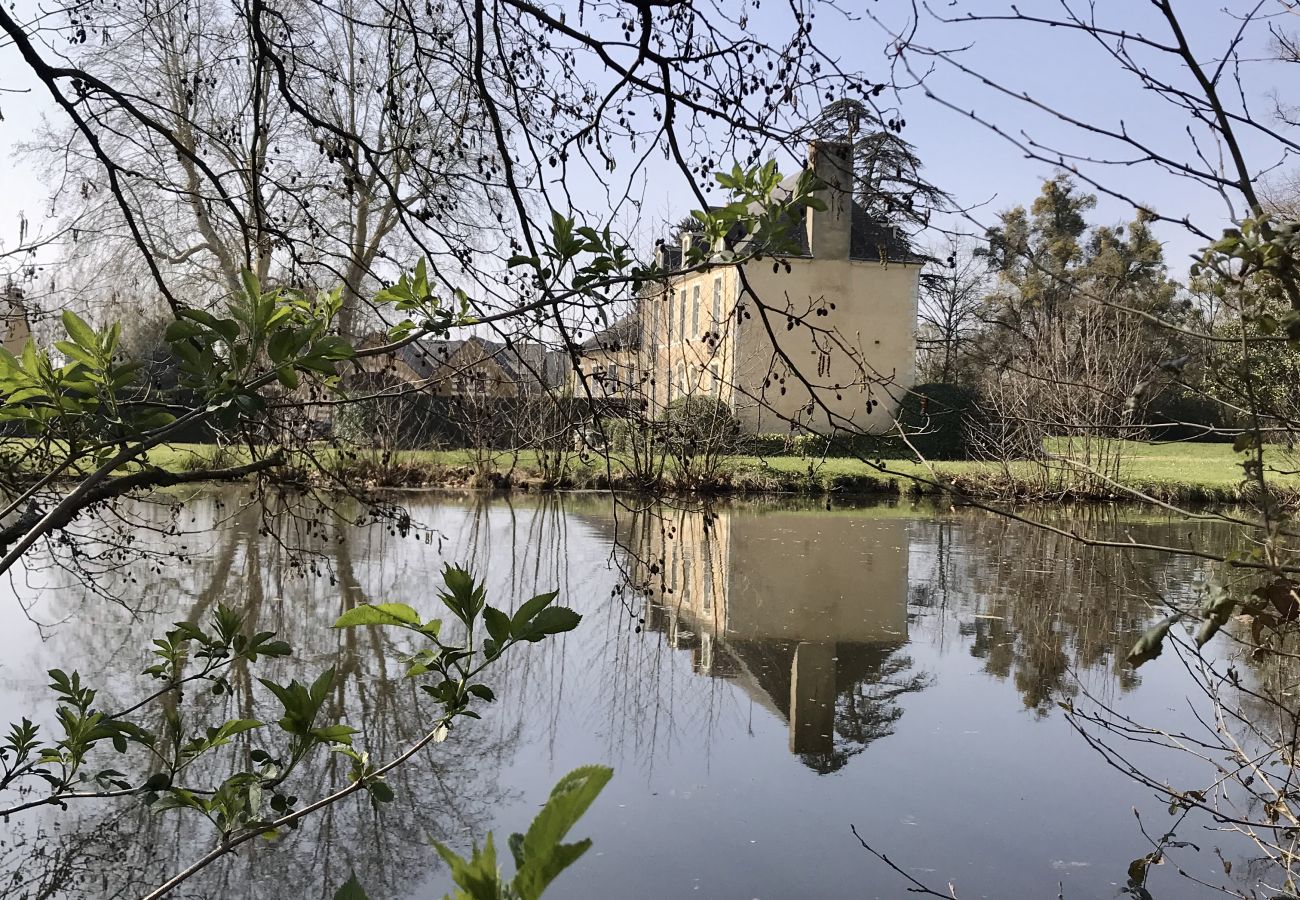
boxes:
[738,383,984,460]
[603,383,983,460]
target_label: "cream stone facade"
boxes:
[570,315,640,399]
[1,283,32,356]
[637,141,922,435]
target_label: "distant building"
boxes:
[353,333,568,398]
[1,282,32,356]
[637,140,923,434]
[571,314,640,399]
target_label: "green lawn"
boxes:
[298,440,1281,500]
[8,438,1282,501]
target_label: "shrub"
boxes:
[663,396,741,447]
[660,396,742,484]
[790,431,906,459]
[605,417,634,453]
[1145,388,1232,442]
[741,433,793,456]
[897,383,984,460]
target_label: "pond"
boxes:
[0,490,1259,898]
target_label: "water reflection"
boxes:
[623,506,927,772]
[1,495,520,900]
[907,509,1215,715]
[0,492,1246,899]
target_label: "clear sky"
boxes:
[0,1,1291,285]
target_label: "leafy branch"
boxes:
[1,564,581,900]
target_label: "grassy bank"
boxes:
[134,440,1295,504]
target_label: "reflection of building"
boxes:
[629,505,921,772]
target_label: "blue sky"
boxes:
[0,1,1291,283]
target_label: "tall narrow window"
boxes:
[692,284,700,337]
[678,289,687,342]
[709,364,720,396]
[702,537,714,612]
[712,278,722,327]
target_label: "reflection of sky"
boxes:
[0,493,1255,899]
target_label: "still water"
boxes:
[0,491,1254,898]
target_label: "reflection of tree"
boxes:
[0,819,140,900]
[723,637,930,774]
[909,508,1226,715]
[1,490,520,900]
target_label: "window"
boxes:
[692,285,700,337]
[702,542,714,612]
[678,289,687,341]
[712,277,722,327]
[709,364,720,396]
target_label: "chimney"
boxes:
[805,140,853,259]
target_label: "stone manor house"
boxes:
[573,139,923,435]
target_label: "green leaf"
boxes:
[433,832,504,898]
[333,603,421,629]
[143,772,172,791]
[309,668,335,707]
[512,765,613,900]
[240,269,262,301]
[1127,614,1180,668]
[1195,588,1237,649]
[296,356,339,376]
[310,724,359,745]
[367,779,395,803]
[523,607,582,641]
[215,719,263,741]
[483,606,511,646]
[267,329,294,366]
[511,591,559,637]
[164,318,203,343]
[62,310,98,352]
[440,564,486,626]
[467,684,495,703]
[132,409,178,430]
[54,341,100,368]
[332,873,369,900]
